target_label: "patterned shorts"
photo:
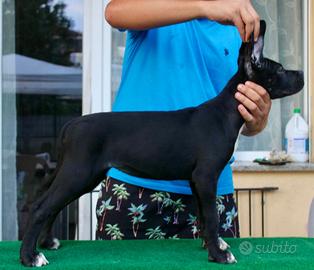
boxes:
[95,177,239,240]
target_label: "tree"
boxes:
[97,197,115,232]
[172,198,186,224]
[187,214,199,239]
[150,192,166,214]
[105,224,124,240]
[128,203,147,238]
[112,183,130,211]
[9,0,80,66]
[145,226,166,240]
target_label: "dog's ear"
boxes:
[251,20,266,67]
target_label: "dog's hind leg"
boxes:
[36,170,62,250]
[191,165,236,264]
[31,125,71,251]
[20,160,107,267]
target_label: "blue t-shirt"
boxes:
[108,19,242,195]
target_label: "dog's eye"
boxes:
[278,66,284,72]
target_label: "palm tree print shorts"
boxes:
[95,177,239,240]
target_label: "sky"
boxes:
[54,0,83,32]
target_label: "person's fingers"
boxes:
[235,92,263,117]
[237,84,266,111]
[238,104,254,122]
[245,81,271,105]
[240,7,254,42]
[247,4,260,41]
[233,14,246,41]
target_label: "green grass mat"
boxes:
[1,238,314,270]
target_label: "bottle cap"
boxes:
[294,108,301,114]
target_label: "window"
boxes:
[236,0,308,159]
[1,0,83,240]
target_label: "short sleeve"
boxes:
[116,28,147,39]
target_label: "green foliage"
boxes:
[4,0,79,65]
[112,184,130,200]
[105,224,124,240]
[96,197,115,217]
[145,226,166,240]
[3,0,15,54]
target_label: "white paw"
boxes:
[218,237,230,251]
[226,251,237,264]
[50,238,60,250]
[33,253,49,267]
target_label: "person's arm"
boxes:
[105,0,205,31]
[105,0,260,42]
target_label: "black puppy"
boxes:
[20,21,304,266]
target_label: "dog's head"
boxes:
[239,20,304,99]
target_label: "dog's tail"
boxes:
[39,119,74,192]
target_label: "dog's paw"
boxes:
[201,239,208,249]
[39,237,61,250]
[202,238,229,251]
[225,251,237,264]
[33,253,49,267]
[218,237,230,251]
[21,252,49,267]
[49,238,60,250]
[208,250,237,264]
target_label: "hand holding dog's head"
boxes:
[240,20,304,99]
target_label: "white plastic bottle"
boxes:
[285,108,309,162]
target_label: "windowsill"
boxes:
[232,161,314,172]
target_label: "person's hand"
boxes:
[204,0,260,42]
[234,81,271,136]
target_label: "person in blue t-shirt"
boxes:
[96,0,271,239]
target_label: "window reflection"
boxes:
[12,0,83,240]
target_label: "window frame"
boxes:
[78,0,112,240]
[309,0,314,162]
[0,0,3,241]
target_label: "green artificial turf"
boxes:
[1,238,314,270]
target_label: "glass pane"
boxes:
[2,0,83,240]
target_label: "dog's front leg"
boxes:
[189,182,205,240]
[192,167,236,264]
